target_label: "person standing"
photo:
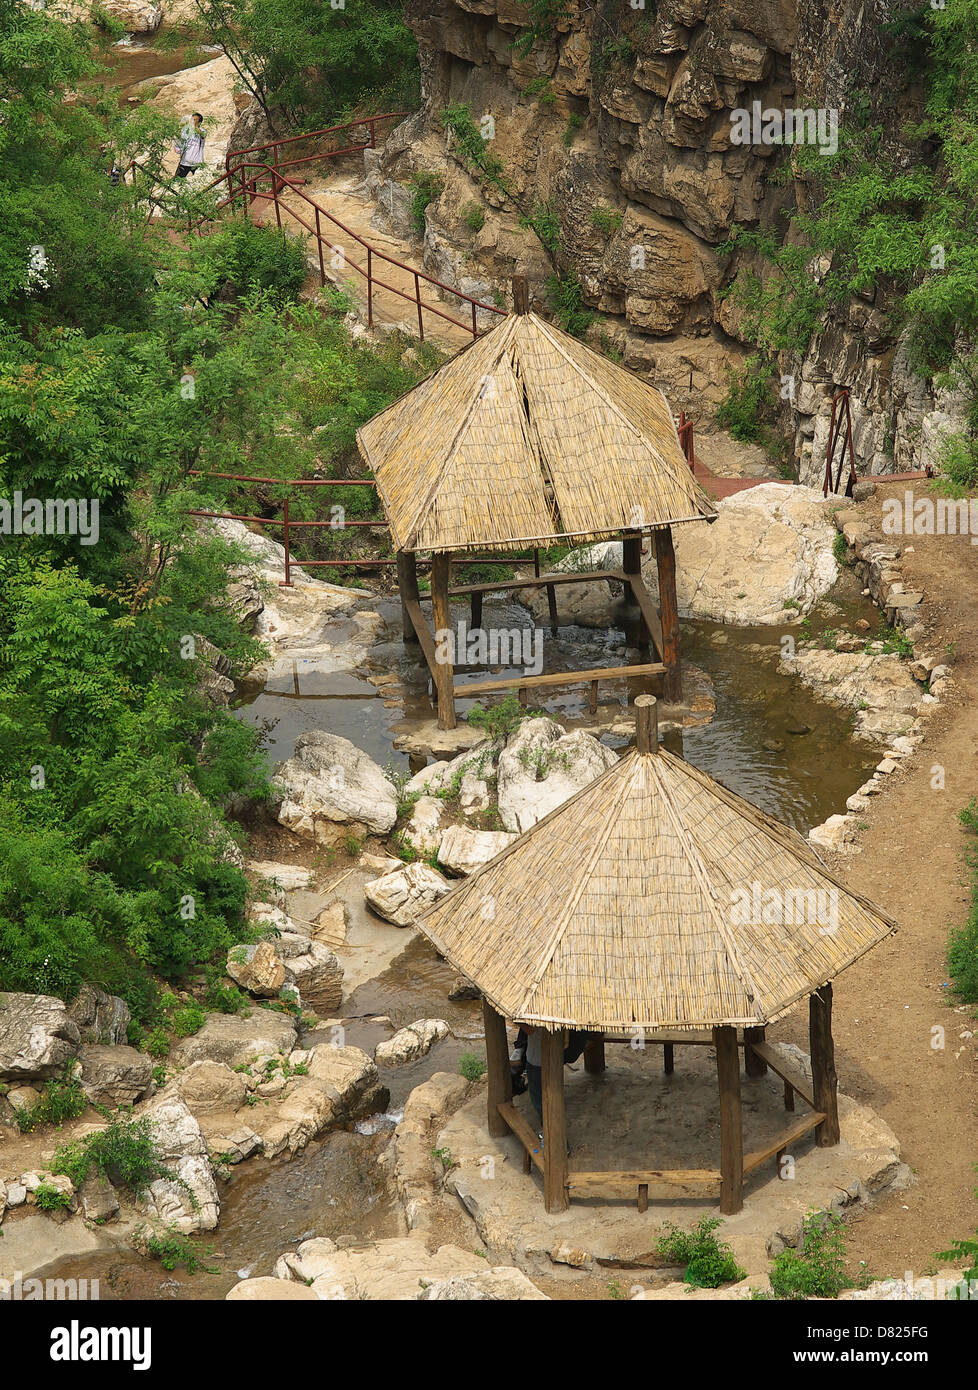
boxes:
[174,113,206,178]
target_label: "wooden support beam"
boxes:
[622,530,649,650]
[453,660,666,699]
[396,550,420,645]
[749,1041,815,1110]
[663,1043,674,1075]
[430,552,456,730]
[546,582,558,637]
[541,1030,569,1212]
[417,568,623,599]
[623,573,664,659]
[784,1080,795,1112]
[637,1184,649,1213]
[583,1037,606,1075]
[470,588,483,633]
[483,1001,512,1138]
[714,1025,744,1215]
[567,1168,721,1197]
[744,1026,768,1078]
[743,1112,825,1174]
[654,526,681,702]
[497,1103,543,1171]
[810,984,840,1146]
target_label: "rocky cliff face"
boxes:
[361,0,956,481]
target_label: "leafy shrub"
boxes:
[169,1001,206,1038]
[198,219,308,307]
[34,1182,73,1212]
[146,1228,218,1274]
[52,1118,175,1198]
[458,1052,487,1081]
[463,203,485,234]
[13,1069,88,1133]
[545,271,594,338]
[409,172,444,234]
[466,693,541,743]
[716,356,776,445]
[590,206,623,237]
[769,1211,852,1299]
[655,1215,746,1289]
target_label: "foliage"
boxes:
[655,1215,746,1289]
[188,0,419,130]
[948,799,978,1003]
[715,355,778,446]
[458,1051,487,1081]
[513,0,573,57]
[146,1227,219,1274]
[589,206,623,237]
[52,1118,177,1198]
[466,693,540,743]
[545,271,595,339]
[409,172,444,235]
[34,1182,73,1212]
[12,1068,88,1133]
[769,1211,853,1299]
[462,203,486,234]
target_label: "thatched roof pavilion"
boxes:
[356,279,717,728]
[415,696,896,1215]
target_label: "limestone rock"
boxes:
[311,900,348,948]
[274,934,344,1014]
[272,731,397,843]
[404,762,451,795]
[169,1010,297,1069]
[642,485,839,625]
[778,648,920,742]
[374,1019,450,1067]
[438,825,517,875]
[275,1235,493,1299]
[0,993,81,1081]
[420,1268,548,1299]
[79,1175,120,1223]
[246,1046,387,1158]
[404,796,444,854]
[247,861,313,894]
[99,0,162,31]
[67,985,131,1046]
[226,941,287,997]
[141,1096,220,1232]
[364,862,452,926]
[496,719,618,833]
[162,1060,248,1117]
[226,1278,320,1301]
[808,814,860,855]
[78,1045,153,1108]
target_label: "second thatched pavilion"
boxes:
[415,696,896,1216]
[356,280,717,729]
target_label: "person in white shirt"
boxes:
[175,113,206,178]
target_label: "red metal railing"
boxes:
[224,112,406,183]
[823,388,856,498]
[678,411,694,472]
[200,158,504,340]
[186,471,533,585]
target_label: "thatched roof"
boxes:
[415,739,896,1032]
[356,311,718,553]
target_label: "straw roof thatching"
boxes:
[356,311,718,553]
[415,747,896,1032]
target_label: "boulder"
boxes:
[364,862,453,926]
[78,1174,120,1223]
[162,1060,248,1117]
[227,1278,320,1301]
[374,1019,450,1067]
[141,1096,220,1233]
[420,1269,548,1300]
[67,985,131,1046]
[404,796,444,854]
[275,1236,527,1300]
[778,648,920,742]
[272,731,397,843]
[274,935,343,1014]
[642,484,839,625]
[99,0,162,31]
[0,993,80,1081]
[808,814,860,855]
[404,761,451,795]
[169,1010,297,1069]
[247,1046,387,1158]
[311,900,347,948]
[438,825,517,876]
[496,720,619,833]
[226,941,287,998]
[246,861,312,895]
[78,1045,153,1108]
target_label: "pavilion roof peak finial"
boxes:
[635,694,659,755]
[512,274,530,315]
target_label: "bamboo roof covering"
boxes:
[356,311,718,553]
[415,747,896,1032]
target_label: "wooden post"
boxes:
[714,1025,744,1215]
[744,1026,768,1077]
[546,583,558,638]
[512,274,530,314]
[654,526,681,702]
[470,588,483,635]
[431,551,456,730]
[396,550,420,645]
[635,694,658,755]
[541,1029,569,1212]
[663,1043,674,1075]
[583,1036,605,1074]
[482,1000,511,1138]
[622,530,648,649]
[810,984,840,1146]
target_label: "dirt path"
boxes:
[781,478,978,1278]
